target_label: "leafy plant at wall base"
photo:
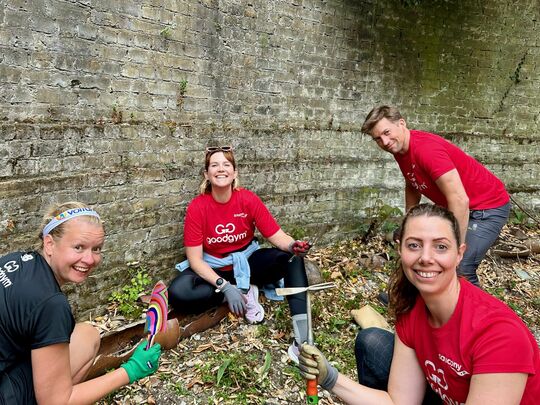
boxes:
[362,200,402,241]
[108,268,151,319]
[179,79,188,94]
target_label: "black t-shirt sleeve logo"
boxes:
[3,261,20,273]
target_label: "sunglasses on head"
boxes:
[205,146,233,154]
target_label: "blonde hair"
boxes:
[198,150,240,194]
[37,201,104,250]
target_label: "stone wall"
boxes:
[1,0,539,317]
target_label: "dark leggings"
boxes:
[168,248,308,315]
[355,328,442,404]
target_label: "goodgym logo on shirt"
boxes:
[207,223,247,245]
[215,223,235,234]
[0,261,19,288]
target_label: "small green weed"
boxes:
[361,200,402,241]
[343,297,360,311]
[177,79,188,109]
[196,351,271,396]
[158,372,171,382]
[178,79,188,95]
[282,364,303,382]
[316,330,357,373]
[507,301,524,316]
[373,304,388,316]
[108,267,151,319]
[170,381,189,396]
[316,331,341,348]
[216,358,232,384]
[256,323,270,339]
[510,208,529,226]
[328,317,347,332]
[321,268,331,280]
[271,301,290,332]
[258,351,272,381]
[486,286,506,300]
[159,26,173,39]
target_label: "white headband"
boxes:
[42,207,101,237]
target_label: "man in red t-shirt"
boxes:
[361,105,510,286]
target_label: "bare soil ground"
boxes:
[96,225,539,405]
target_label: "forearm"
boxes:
[266,229,294,252]
[67,369,129,405]
[447,199,469,243]
[434,170,470,243]
[330,374,395,405]
[189,258,222,286]
[185,246,221,286]
[404,184,421,212]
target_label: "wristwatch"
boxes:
[215,277,226,292]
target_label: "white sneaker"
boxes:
[244,285,264,324]
[288,341,300,364]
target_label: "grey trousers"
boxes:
[459,202,511,286]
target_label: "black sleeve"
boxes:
[29,293,75,350]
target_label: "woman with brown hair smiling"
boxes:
[299,204,539,404]
[168,146,311,361]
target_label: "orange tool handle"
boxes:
[307,378,318,404]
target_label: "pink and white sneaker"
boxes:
[244,285,264,324]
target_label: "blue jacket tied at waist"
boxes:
[175,240,284,300]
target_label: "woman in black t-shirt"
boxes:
[0,202,161,405]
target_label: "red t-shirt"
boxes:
[397,278,540,404]
[183,188,281,258]
[394,130,509,210]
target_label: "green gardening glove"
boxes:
[120,341,162,383]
